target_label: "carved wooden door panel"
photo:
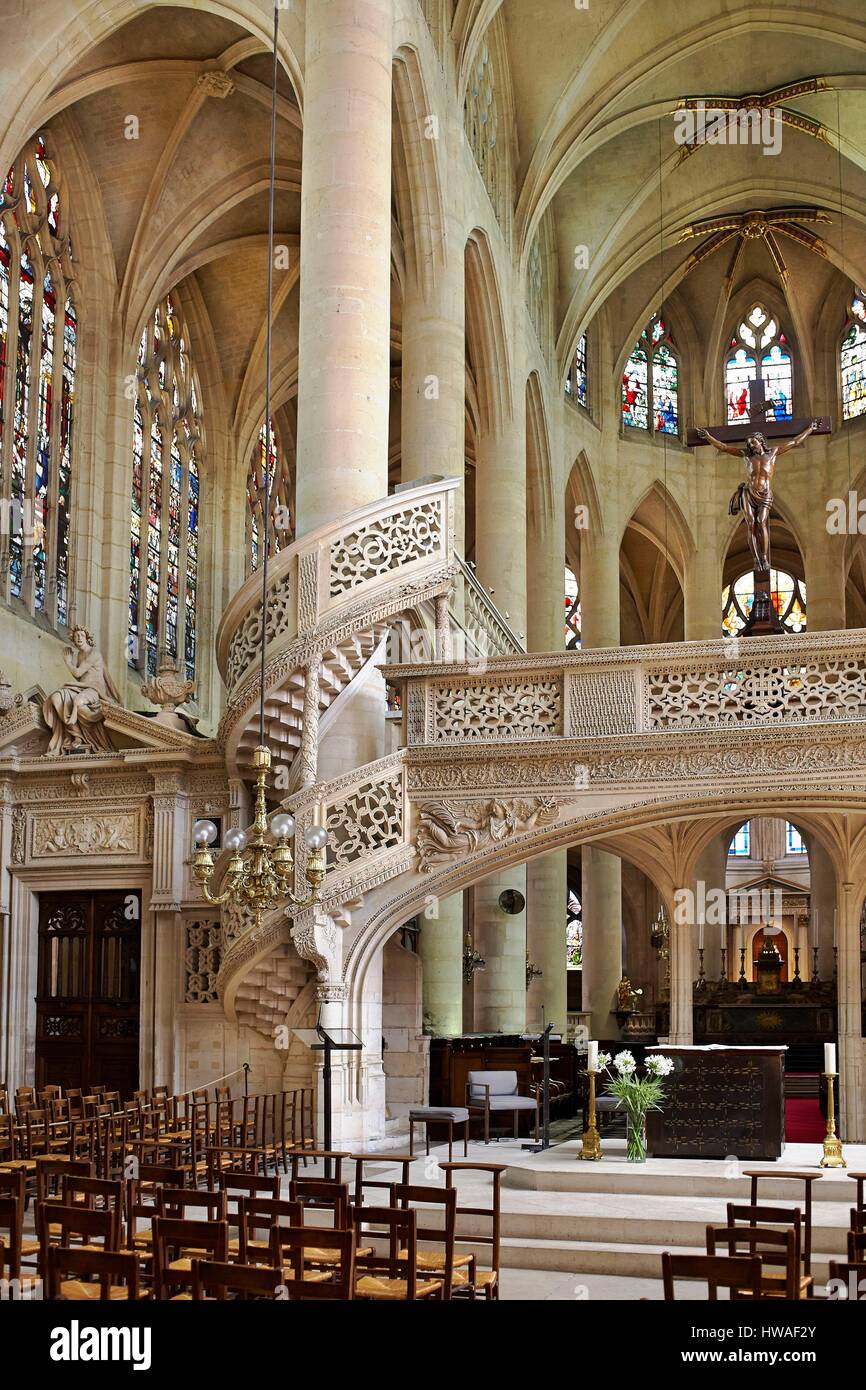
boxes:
[35,891,140,1095]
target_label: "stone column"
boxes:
[695,834,728,983]
[294,0,394,535]
[838,879,864,1141]
[579,533,623,1040]
[298,655,322,791]
[418,893,464,1038]
[473,402,527,636]
[525,420,567,1033]
[668,909,694,1045]
[809,840,837,981]
[807,527,846,632]
[473,871,527,1034]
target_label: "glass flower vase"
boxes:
[626,1112,647,1163]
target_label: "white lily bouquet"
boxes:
[596,1050,675,1162]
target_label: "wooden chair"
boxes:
[0,1193,35,1280]
[152,1216,228,1299]
[238,1197,302,1265]
[725,1203,812,1298]
[61,1175,124,1226]
[394,1182,461,1298]
[849,1172,866,1216]
[708,1224,801,1299]
[743,1169,821,1278]
[662,1251,763,1300]
[205,1145,268,1186]
[440,1160,507,1300]
[192,1257,287,1301]
[156,1187,227,1223]
[270,1226,355,1299]
[36,1156,93,1208]
[353,1206,444,1300]
[217,1171,280,1256]
[289,1150,350,1185]
[124,1164,185,1255]
[40,1204,121,1272]
[351,1152,417,1207]
[46,1245,141,1302]
[0,1084,8,1116]
[849,1208,866,1234]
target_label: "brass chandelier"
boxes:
[192,5,326,927]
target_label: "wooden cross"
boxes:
[686,374,830,447]
[688,376,831,636]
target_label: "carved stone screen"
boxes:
[645,1046,785,1158]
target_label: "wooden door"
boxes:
[35,890,140,1095]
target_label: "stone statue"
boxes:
[416,798,559,871]
[616,975,643,1013]
[141,655,195,727]
[42,624,122,756]
[696,423,818,573]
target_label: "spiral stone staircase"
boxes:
[213,478,866,1141]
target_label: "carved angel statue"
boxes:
[416,798,559,871]
[42,625,122,756]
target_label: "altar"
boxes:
[645,1045,786,1159]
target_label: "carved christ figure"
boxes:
[696,423,818,573]
[43,624,122,756]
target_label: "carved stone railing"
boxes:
[452,557,525,658]
[386,629,866,744]
[284,751,413,909]
[216,478,460,696]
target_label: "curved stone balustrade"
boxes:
[386,627,866,743]
[216,478,460,777]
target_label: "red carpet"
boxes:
[785,1097,825,1143]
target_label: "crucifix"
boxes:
[687,376,830,635]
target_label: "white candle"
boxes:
[698,919,705,950]
[824,1042,836,1075]
[833,910,838,947]
[587,1041,598,1072]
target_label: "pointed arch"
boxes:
[464,228,512,435]
[392,45,446,300]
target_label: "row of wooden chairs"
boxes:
[0,1149,504,1301]
[663,1168,866,1300]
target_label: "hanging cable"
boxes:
[258,3,280,747]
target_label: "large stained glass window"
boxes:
[841,290,866,422]
[622,316,678,435]
[721,568,806,635]
[565,334,588,408]
[246,418,293,573]
[726,304,792,423]
[128,295,204,682]
[0,133,75,625]
[565,565,581,649]
[730,822,751,857]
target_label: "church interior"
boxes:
[2,0,866,1321]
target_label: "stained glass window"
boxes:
[623,317,678,435]
[726,305,793,423]
[565,565,581,649]
[565,334,588,408]
[786,823,807,855]
[566,890,582,969]
[721,568,806,635]
[247,418,293,573]
[0,134,76,625]
[128,295,204,682]
[841,289,866,421]
[730,822,751,856]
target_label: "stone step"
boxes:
[490,1235,840,1282]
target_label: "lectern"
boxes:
[293,1021,363,1178]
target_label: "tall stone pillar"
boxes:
[579,534,623,1040]
[418,893,464,1037]
[294,0,394,535]
[473,871,526,1034]
[470,362,527,1031]
[525,410,567,1033]
[837,879,864,1141]
[807,527,846,632]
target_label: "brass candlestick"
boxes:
[812,946,820,985]
[791,945,802,987]
[820,1072,846,1168]
[738,946,747,984]
[695,947,706,991]
[719,945,727,986]
[580,1069,602,1161]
